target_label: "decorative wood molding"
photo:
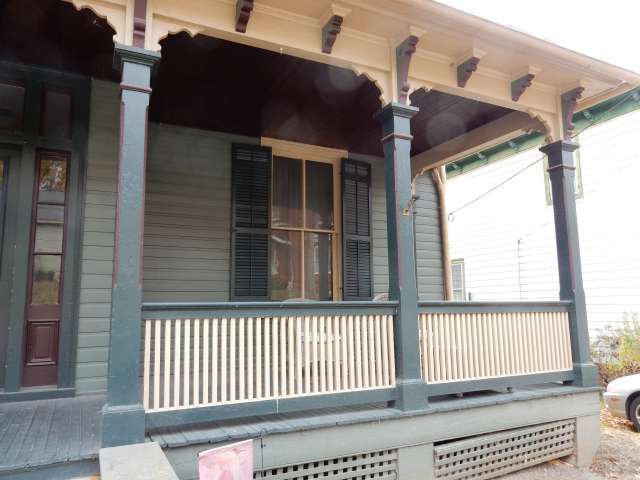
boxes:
[396,35,420,104]
[457,57,480,88]
[561,86,585,140]
[235,0,254,33]
[322,15,343,54]
[511,73,535,101]
[132,0,147,48]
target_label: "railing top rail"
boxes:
[142,300,399,320]
[417,300,573,314]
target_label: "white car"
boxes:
[604,373,640,431]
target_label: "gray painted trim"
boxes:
[142,301,399,319]
[418,301,572,313]
[146,388,397,429]
[0,387,75,403]
[426,371,575,396]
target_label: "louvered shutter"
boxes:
[231,144,271,300]
[342,159,372,300]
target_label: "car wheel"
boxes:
[630,396,640,432]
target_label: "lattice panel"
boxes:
[434,419,576,479]
[254,449,398,480]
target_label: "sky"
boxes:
[437,0,640,74]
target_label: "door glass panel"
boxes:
[38,158,67,204]
[31,255,61,305]
[270,230,302,300]
[34,207,64,253]
[305,161,333,230]
[41,89,72,139]
[272,156,302,228]
[0,82,25,132]
[304,232,332,300]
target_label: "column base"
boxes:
[102,403,146,448]
[393,379,429,412]
[563,362,599,388]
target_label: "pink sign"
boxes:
[198,439,254,480]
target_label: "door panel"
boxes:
[22,150,70,387]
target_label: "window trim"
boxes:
[261,137,345,300]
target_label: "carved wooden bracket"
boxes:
[511,73,535,101]
[132,0,147,48]
[561,86,585,140]
[235,0,254,33]
[322,15,343,54]
[396,35,419,104]
[457,57,480,88]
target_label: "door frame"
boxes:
[0,61,89,395]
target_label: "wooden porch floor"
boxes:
[0,394,104,476]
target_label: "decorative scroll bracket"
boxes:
[561,86,585,140]
[396,35,420,104]
[511,73,535,101]
[235,0,254,33]
[457,57,480,88]
[132,0,147,48]
[322,15,344,54]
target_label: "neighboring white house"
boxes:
[446,95,640,336]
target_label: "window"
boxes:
[451,259,466,301]
[270,156,335,300]
[544,139,583,205]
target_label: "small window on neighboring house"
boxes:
[544,138,583,205]
[451,259,466,301]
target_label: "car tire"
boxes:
[630,396,640,432]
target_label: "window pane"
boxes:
[305,161,333,230]
[0,82,25,132]
[35,205,64,253]
[304,232,332,300]
[41,89,72,139]
[31,255,61,305]
[38,158,67,204]
[270,230,302,300]
[272,156,302,228]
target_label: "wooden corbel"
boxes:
[321,4,351,54]
[511,68,540,101]
[561,86,585,140]
[132,0,147,48]
[456,48,485,88]
[396,34,421,104]
[235,0,254,33]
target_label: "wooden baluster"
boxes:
[143,320,151,410]
[164,319,171,408]
[174,319,181,407]
[184,319,191,406]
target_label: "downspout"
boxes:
[431,166,453,300]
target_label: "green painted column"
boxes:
[375,103,428,411]
[540,140,598,387]
[102,44,160,447]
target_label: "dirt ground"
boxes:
[503,409,640,480]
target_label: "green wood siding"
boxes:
[414,172,445,301]
[76,79,118,393]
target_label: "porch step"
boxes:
[100,442,178,480]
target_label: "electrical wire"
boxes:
[447,88,639,220]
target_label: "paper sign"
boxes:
[198,439,254,480]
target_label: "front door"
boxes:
[22,151,71,386]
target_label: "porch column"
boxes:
[102,44,160,447]
[375,103,428,410]
[539,140,597,387]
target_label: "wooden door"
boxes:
[22,151,70,387]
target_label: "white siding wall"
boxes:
[448,108,640,334]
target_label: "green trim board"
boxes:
[0,60,90,393]
[447,87,640,178]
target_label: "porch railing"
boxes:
[141,302,397,421]
[417,301,574,395]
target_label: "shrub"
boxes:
[592,313,640,386]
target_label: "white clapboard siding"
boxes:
[142,314,396,412]
[418,311,572,383]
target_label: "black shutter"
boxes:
[231,144,271,300]
[342,159,372,300]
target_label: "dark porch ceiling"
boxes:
[0,0,515,158]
